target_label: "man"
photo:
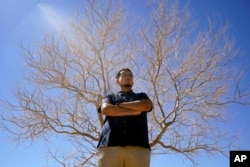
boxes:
[97,68,152,167]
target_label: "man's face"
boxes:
[116,70,134,87]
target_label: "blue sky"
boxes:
[0,0,250,166]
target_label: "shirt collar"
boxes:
[118,90,134,95]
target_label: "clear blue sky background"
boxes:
[0,0,250,166]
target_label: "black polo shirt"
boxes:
[97,90,152,149]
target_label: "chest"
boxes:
[113,93,141,103]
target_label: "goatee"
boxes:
[121,84,133,88]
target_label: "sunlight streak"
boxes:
[37,3,71,32]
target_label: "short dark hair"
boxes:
[116,68,133,79]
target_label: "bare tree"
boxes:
[137,1,250,165]
[1,0,249,166]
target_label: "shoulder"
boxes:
[103,90,120,98]
[101,92,115,102]
[138,92,147,96]
[102,91,122,102]
[134,92,150,99]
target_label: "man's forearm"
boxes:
[101,103,141,116]
[119,99,152,112]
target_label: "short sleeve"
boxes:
[139,92,153,112]
[139,92,150,100]
[97,93,114,113]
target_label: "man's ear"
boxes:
[116,79,120,85]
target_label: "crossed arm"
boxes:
[100,99,152,117]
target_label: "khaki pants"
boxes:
[97,146,151,167]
